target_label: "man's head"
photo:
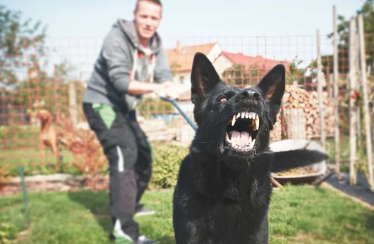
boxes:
[133,0,162,44]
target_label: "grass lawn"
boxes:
[0,125,78,177]
[0,148,78,177]
[0,185,373,244]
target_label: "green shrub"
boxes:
[149,144,188,190]
[139,97,173,119]
[0,223,18,244]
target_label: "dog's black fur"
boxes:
[172,53,328,244]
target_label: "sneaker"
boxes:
[135,235,158,244]
[109,234,157,244]
[134,204,155,217]
[109,221,135,244]
[109,232,133,244]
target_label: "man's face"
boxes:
[134,1,162,41]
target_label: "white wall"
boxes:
[213,55,233,78]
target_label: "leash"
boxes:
[159,96,197,131]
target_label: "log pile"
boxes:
[270,85,334,141]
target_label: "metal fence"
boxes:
[1,34,374,177]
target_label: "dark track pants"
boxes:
[83,103,153,240]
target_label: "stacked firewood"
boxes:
[270,85,334,141]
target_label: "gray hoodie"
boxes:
[83,19,173,111]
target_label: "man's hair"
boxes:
[135,0,162,11]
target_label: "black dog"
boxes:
[172,53,328,244]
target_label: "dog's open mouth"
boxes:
[225,112,259,152]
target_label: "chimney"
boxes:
[176,41,182,53]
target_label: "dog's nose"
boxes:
[237,89,261,102]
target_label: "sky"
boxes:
[2,0,365,38]
[1,0,367,79]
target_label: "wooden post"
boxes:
[333,5,341,177]
[349,18,358,185]
[355,31,362,150]
[316,30,325,149]
[358,13,374,191]
[284,108,306,139]
[53,65,61,172]
[69,82,78,127]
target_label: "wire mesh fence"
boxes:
[1,34,374,181]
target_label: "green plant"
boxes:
[149,144,188,189]
[0,223,18,244]
[139,98,174,119]
[0,165,10,192]
[58,117,108,191]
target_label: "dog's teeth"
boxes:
[241,112,245,118]
[250,139,256,149]
[255,115,260,130]
[237,113,240,119]
[232,115,236,126]
[225,133,231,143]
[245,112,249,119]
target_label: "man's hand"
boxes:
[128,80,181,100]
[156,81,180,100]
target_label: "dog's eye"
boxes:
[219,97,227,103]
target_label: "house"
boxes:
[218,52,290,73]
[166,42,291,144]
[167,41,223,87]
[167,42,290,102]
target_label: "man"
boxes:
[82,0,177,243]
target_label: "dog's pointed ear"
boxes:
[256,64,285,125]
[191,52,220,104]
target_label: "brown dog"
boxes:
[34,109,60,165]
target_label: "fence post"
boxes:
[53,65,61,172]
[19,166,31,226]
[316,30,326,149]
[333,5,341,177]
[69,82,78,127]
[349,17,358,185]
[358,13,374,191]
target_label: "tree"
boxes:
[286,56,306,85]
[0,4,47,89]
[324,0,374,73]
[335,0,374,36]
[170,61,182,77]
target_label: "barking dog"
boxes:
[172,53,327,244]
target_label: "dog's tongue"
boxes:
[229,131,251,146]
